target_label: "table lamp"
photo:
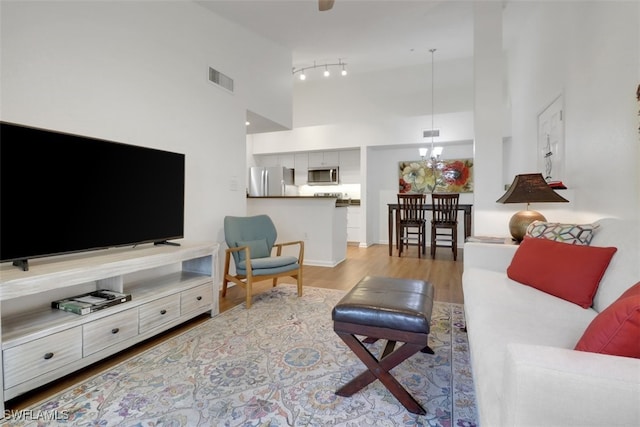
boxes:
[496,173,569,241]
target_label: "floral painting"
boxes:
[399,158,474,193]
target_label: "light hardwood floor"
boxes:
[6,243,463,411]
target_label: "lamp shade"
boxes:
[496,173,568,204]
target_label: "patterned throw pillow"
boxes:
[525,221,600,245]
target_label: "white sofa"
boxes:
[462,218,640,427]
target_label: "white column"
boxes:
[473,1,507,236]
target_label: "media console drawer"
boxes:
[83,308,139,356]
[138,294,180,333]
[3,327,83,389]
[181,283,213,315]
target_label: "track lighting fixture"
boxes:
[292,59,348,81]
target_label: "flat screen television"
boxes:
[0,121,185,270]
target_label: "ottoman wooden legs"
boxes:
[334,321,430,415]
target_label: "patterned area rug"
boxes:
[4,285,478,426]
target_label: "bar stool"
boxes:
[430,193,459,260]
[397,193,426,257]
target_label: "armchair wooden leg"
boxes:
[245,281,252,309]
[222,252,231,297]
[296,271,303,297]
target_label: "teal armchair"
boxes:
[222,215,304,308]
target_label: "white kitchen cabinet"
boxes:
[294,153,309,185]
[339,149,360,184]
[347,206,361,243]
[0,242,218,409]
[278,154,295,169]
[308,151,340,167]
[256,154,294,168]
[256,154,278,167]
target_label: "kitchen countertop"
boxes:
[247,195,360,206]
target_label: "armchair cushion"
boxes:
[236,256,299,276]
[236,238,270,261]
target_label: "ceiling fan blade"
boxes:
[319,0,335,12]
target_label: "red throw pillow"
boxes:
[575,282,640,358]
[507,237,617,308]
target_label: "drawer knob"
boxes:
[111,328,120,334]
[43,352,54,360]
[196,296,202,301]
[160,309,167,315]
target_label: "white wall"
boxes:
[0,1,292,281]
[293,58,475,127]
[250,112,474,154]
[503,0,639,223]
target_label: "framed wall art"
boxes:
[398,158,474,193]
[537,95,564,183]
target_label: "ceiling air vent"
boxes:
[209,67,234,93]
[423,129,440,138]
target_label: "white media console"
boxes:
[0,241,219,413]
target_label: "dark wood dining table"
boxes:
[387,203,473,256]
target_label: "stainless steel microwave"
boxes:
[307,167,339,185]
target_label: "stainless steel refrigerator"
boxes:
[248,166,294,197]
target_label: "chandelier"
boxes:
[419,48,443,192]
[292,59,348,81]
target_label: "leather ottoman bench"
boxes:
[331,275,434,415]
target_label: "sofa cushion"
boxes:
[507,237,617,308]
[525,221,599,245]
[575,281,640,358]
[236,238,270,261]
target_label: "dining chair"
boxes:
[396,193,427,257]
[430,193,460,260]
[222,214,304,308]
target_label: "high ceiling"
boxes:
[197,0,477,133]
[197,0,474,74]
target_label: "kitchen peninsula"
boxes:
[247,196,347,267]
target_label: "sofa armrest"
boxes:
[463,242,519,272]
[502,344,640,427]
